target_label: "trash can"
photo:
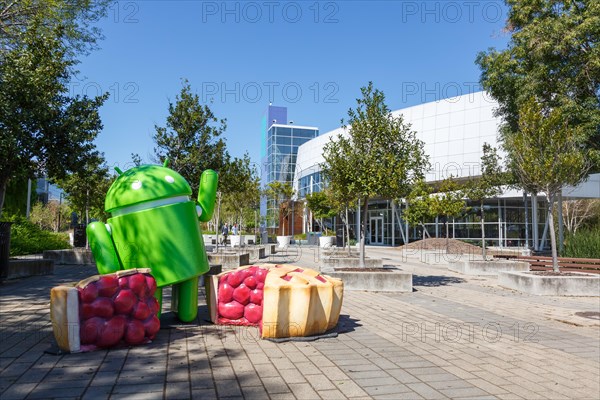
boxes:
[73,224,87,248]
[336,227,345,247]
[0,222,12,282]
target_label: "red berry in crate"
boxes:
[97,275,119,298]
[51,268,160,353]
[244,276,257,289]
[145,275,157,296]
[244,303,262,324]
[218,301,244,320]
[91,297,114,319]
[81,317,104,345]
[132,301,151,321]
[128,274,147,298]
[218,282,234,303]
[232,284,251,305]
[227,271,243,287]
[118,277,129,289]
[125,319,146,345]
[80,283,98,303]
[250,289,262,305]
[144,315,161,338]
[97,315,126,348]
[114,289,136,315]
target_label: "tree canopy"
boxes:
[0,3,110,218]
[152,80,228,199]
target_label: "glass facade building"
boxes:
[260,105,319,230]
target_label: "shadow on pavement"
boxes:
[412,275,466,288]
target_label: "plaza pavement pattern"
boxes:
[0,246,599,399]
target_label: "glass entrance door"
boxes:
[370,217,384,245]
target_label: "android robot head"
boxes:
[88,160,218,289]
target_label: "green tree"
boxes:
[152,80,228,199]
[305,190,338,236]
[463,144,505,259]
[323,82,428,266]
[476,0,600,168]
[402,179,435,240]
[507,97,591,271]
[429,178,465,251]
[54,154,114,223]
[0,13,108,218]
[220,154,260,232]
[264,181,295,236]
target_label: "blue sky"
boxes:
[73,1,510,170]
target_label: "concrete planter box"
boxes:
[246,246,266,261]
[321,256,383,273]
[43,249,95,265]
[449,260,530,276]
[6,259,54,280]
[327,269,412,292]
[499,271,600,296]
[265,244,276,255]
[207,252,250,270]
[202,234,217,245]
[319,236,335,248]
[277,236,291,249]
[230,235,242,247]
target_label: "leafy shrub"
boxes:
[7,217,70,256]
[562,228,600,259]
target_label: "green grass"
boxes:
[7,217,70,256]
[562,228,600,259]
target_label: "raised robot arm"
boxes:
[196,169,218,222]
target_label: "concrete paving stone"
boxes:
[319,366,350,381]
[0,383,37,399]
[294,361,319,375]
[110,392,164,400]
[235,369,262,387]
[13,367,48,384]
[439,385,491,398]
[190,388,217,399]
[502,384,550,399]
[240,385,269,398]
[287,382,320,399]
[317,388,347,399]
[279,367,307,384]
[341,363,382,373]
[165,381,191,399]
[252,361,280,378]
[261,376,291,394]
[271,356,297,370]
[269,393,297,400]
[363,382,413,396]
[27,384,87,399]
[466,378,510,395]
[331,380,368,398]
[407,382,449,399]
[90,371,118,387]
[81,385,112,400]
[344,369,389,380]
[111,383,165,394]
[0,362,31,378]
[303,373,336,391]
[353,375,399,387]
[189,372,213,389]
[309,355,335,368]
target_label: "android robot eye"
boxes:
[165,175,175,183]
[131,180,142,190]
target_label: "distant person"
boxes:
[221,223,229,244]
[232,223,238,235]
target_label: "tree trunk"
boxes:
[481,200,487,260]
[0,178,7,219]
[421,223,430,239]
[359,197,369,268]
[345,206,351,256]
[547,194,560,272]
[445,215,450,252]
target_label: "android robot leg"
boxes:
[171,277,199,322]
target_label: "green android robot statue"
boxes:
[87,160,218,322]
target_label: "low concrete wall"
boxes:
[449,260,530,276]
[43,249,95,265]
[246,247,266,262]
[327,270,412,292]
[6,259,54,280]
[321,257,383,274]
[207,252,250,270]
[499,271,600,296]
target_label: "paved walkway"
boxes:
[1,246,599,399]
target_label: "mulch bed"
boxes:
[334,268,395,272]
[526,271,588,277]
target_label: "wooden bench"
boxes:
[512,256,600,274]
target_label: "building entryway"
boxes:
[369,217,384,245]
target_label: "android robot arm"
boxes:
[196,170,218,222]
[87,222,121,275]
